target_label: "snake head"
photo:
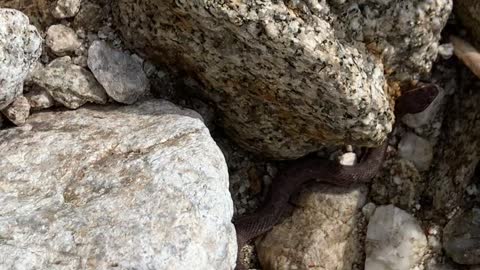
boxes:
[395,83,439,116]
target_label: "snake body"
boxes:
[233,84,439,270]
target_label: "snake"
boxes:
[233,83,439,270]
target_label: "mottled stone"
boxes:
[398,132,434,171]
[0,99,236,270]
[113,0,451,159]
[427,78,480,214]
[365,205,427,270]
[443,208,480,265]
[256,185,367,270]
[31,56,107,109]
[371,156,423,209]
[24,88,55,110]
[1,95,30,126]
[52,0,81,19]
[0,1,55,29]
[0,8,42,110]
[46,24,82,56]
[88,40,148,104]
[73,1,104,31]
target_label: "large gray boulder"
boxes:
[114,0,452,159]
[0,100,236,270]
[0,8,42,110]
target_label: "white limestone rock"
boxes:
[365,205,427,270]
[0,8,42,110]
[0,99,236,270]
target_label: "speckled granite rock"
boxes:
[0,99,236,270]
[0,1,55,29]
[113,0,451,159]
[256,185,367,270]
[31,56,107,109]
[454,0,480,47]
[427,78,480,214]
[0,8,42,110]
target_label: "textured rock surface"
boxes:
[398,132,434,172]
[0,8,42,110]
[1,95,30,126]
[454,0,480,47]
[365,205,427,270]
[46,24,82,56]
[443,208,480,265]
[371,156,423,209]
[88,40,148,104]
[256,185,367,270]
[113,0,451,159]
[0,100,236,270]
[0,1,55,29]
[25,88,55,110]
[31,56,107,109]
[73,1,104,31]
[427,78,480,214]
[52,0,81,19]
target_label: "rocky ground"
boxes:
[0,1,479,270]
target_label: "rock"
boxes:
[73,1,104,31]
[443,208,480,265]
[1,95,30,126]
[113,0,451,159]
[438,43,454,59]
[31,56,107,109]
[402,85,446,128]
[0,99,236,270]
[338,152,357,166]
[398,132,434,171]
[365,205,427,270]
[88,40,148,104]
[256,185,367,270]
[0,1,56,29]
[454,1,480,47]
[46,24,82,56]
[371,157,423,209]
[24,88,55,110]
[52,0,81,19]
[427,74,480,214]
[0,8,42,110]
[362,202,377,221]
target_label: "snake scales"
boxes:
[233,84,439,270]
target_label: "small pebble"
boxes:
[46,24,82,56]
[437,43,454,59]
[339,152,357,166]
[362,202,376,220]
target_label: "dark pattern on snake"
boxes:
[233,84,439,270]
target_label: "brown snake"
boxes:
[233,84,439,270]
